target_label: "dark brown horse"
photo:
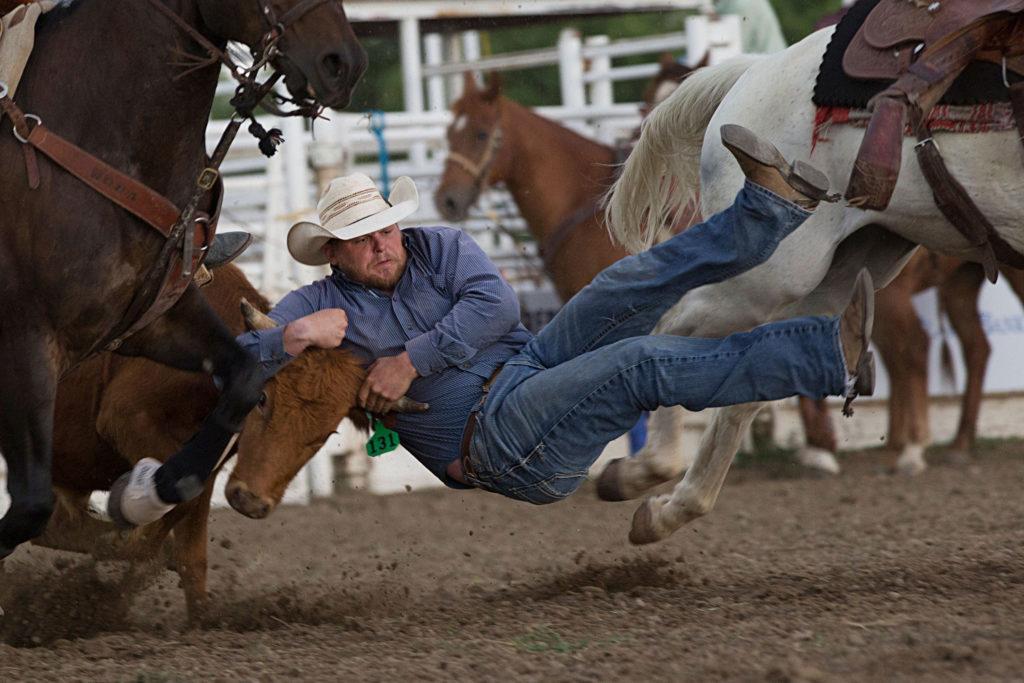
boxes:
[0,0,366,558]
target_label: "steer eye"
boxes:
[476,130,489,141]
[258,392,268,408]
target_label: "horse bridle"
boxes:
[445,120,505,190]
[442,112,604,266]
[0,0,339,353]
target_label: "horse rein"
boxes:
[0,0,326,354]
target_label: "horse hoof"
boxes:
[628,497,669,545]
[796,447,841,475]
[107,472,137,530]
[596,458,632,501]
[107,458,175,529]
[895,457,927,477]
[895,444,927,477]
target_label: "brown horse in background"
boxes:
[38,264,379,621]
[0,0,365,558]
[434,72,628,302]
[875,254,1024,474]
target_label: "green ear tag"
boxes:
[365,412,400,457]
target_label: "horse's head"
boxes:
[640,52,707,117]
[225,302,367,518]
[198,0,367,109]
[434,72,509,222]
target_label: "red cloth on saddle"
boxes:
[812,103,1017,150]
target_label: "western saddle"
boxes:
[842,0,1024,280]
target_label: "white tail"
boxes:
[605,56,761,253]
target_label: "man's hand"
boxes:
[359,351,419,414]
[283,309,348,356]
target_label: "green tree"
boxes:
[342,1,845,113]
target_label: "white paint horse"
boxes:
[603,27,1024,544]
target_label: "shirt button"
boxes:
[460,362,471,369]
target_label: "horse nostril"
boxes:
[320,52,347,82]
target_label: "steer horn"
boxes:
[394,396,430,413]
[240,298,278,331]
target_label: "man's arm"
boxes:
[236,287,347,378]
[403,230,522,377]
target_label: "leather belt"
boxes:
[458,364,505,479]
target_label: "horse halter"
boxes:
[253,0,333,65]
[445,122,504,190]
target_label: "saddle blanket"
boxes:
[813,0,1024,109]
[812,102,1018,149]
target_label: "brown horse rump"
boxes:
[813,0,1024,109]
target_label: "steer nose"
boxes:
[225,481,274,519]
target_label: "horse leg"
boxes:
[31,487,121,555]
[939,264,988,462]
[0,330,59,559]
[629,222,916,544]
[99,374,219,617]
[169,483,216,624]
[106,285,262,527]
[795,397,840,474]
[597,405,689,501]
[872,278,931,475]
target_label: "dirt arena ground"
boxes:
[2,441,1023,682]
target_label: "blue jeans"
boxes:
[464,183,847,504]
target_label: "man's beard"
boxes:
[360,255,407,290]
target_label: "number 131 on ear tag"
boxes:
[365,412,401,457]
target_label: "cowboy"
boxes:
[118,125,876,516]
[263,122,880,496]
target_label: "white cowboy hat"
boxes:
[287,173,419,266]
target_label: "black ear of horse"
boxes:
[483,71,503,101]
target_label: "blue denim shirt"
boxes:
[237,226,533,486]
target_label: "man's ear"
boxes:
[320,239,336,263]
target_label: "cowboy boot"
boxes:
[720,124,839,209]
[205,231,253,268]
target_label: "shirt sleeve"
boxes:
[404,230,522,377]
[236,286,322,379]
